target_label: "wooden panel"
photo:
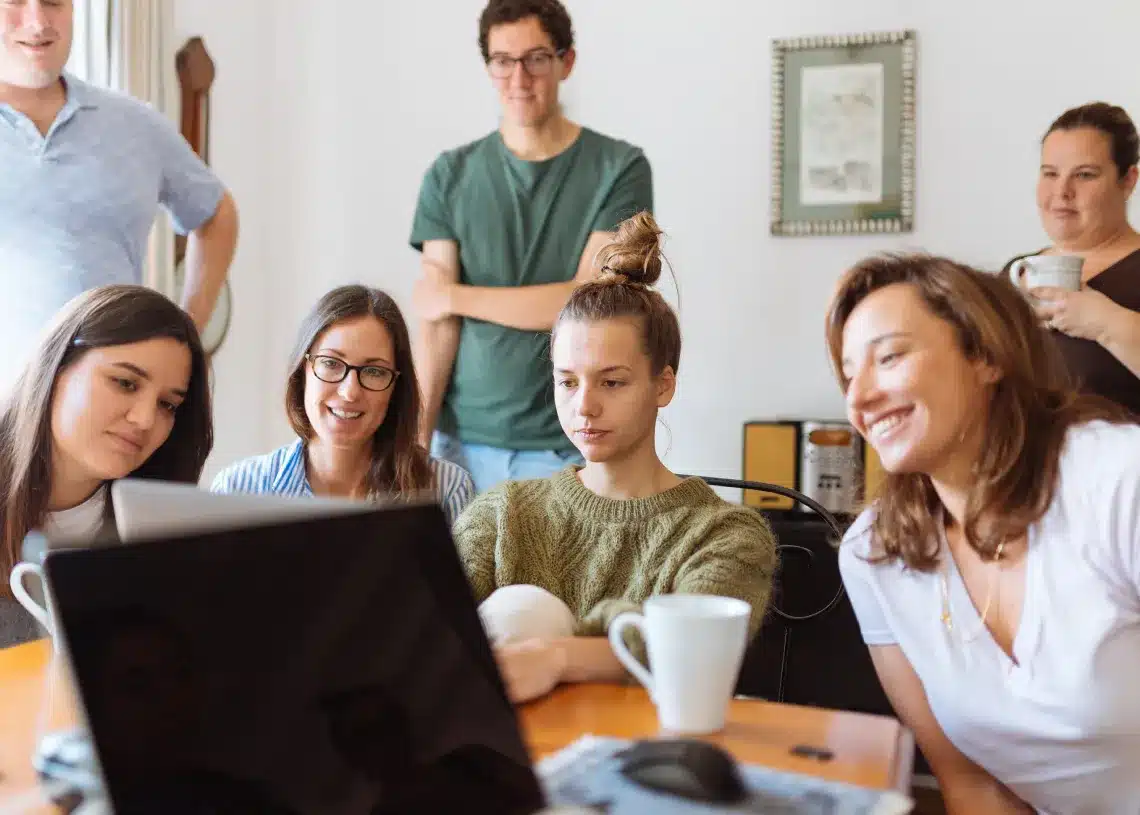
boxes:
[743,423,798,510]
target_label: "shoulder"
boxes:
[72,77,169,127]
[425,133,499,181]
[1059,419,1140,478]
[1055,420,1140,507]
[577,127,650,172]
[430,456,473,493]
[458,474,555,520]
[210,440,303,494]
[578,127,647,161]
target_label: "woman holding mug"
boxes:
[1003,102,1140,415]
[2,286,214,648]
[211,285,473,524]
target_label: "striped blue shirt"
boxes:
[210,439,475,527]
[0,74,224,394]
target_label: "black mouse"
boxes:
[617,738,748,804]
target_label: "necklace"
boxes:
[940,540,1005,641]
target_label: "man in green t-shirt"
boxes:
[410,0,653,494]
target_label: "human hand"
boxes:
[493,639,568,703]
[1030,286,1119,343]
[413,260,456,322]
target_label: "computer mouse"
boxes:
[617,738,748,804]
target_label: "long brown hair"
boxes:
[825,254,1133,571]
[0,285,213,582]
[555,210,681,376]
[284,285,433,498]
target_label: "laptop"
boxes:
[111,478,368,542]
[43,498,547,815]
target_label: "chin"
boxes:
[10,68,61,90]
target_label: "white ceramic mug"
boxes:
[9,561,59,648]
[608,594,751,734]
[1009,254,1083,292]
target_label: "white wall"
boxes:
[177,0,1140,485]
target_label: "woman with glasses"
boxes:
[211,285,474,525]
[2,285,213,648]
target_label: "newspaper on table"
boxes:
[536,735,913,815]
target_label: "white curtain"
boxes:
[69,0,179,297]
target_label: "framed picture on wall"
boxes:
[770,29,916,236]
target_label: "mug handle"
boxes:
[1008,258,1030,288]
[608,612,655,696]
[9,562,53,635]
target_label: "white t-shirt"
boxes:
[42,485,109,543]
[840,421,1140,815]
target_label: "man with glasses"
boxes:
[410,0,653,494]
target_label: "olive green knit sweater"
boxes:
[453,467,778,642]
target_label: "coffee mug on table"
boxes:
[608,594,751,734]
[10,561,60,647]
[1009,254,1083,293]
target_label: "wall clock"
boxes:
[175,36,232,355]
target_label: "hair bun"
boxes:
[595,211,664,287]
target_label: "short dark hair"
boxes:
[1045,102,1139,178]
[478,0,574,62]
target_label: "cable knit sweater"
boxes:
[453,467,778,646]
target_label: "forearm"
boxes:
[450,280,578,332]
[181,193,238,331]
[941,777,1034,815]
[553,636,628,684]
[415,317,460,444]
[1099,305,1140,379]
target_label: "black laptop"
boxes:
[44,501,547,815]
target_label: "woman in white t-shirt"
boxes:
[826,253,1140,814]
[1,285,214,648]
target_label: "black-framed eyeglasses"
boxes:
[306,354,399,392]
[486,49,565,79]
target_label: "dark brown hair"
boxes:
[0,285,213,583]
[284,285,433,499]
[825,254,1133,571]
[555,211,681,376]
[1045,102,1139,178]
[478,0,574,62]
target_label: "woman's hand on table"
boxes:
[493,639,568,703]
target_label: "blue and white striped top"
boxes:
[210,439,475,527]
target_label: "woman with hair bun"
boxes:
[453,211,777,704]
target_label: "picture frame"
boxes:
[770,30,916,236]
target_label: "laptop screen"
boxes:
[45,503,546,815]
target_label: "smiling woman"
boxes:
[826,253,1140,813]
[210,285,475,526]
[0,284,213,647]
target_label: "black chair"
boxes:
[680,475,846,624]
[686,475,928,777]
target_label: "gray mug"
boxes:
[1009,254,1083,292]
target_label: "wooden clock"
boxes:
[175,36,232,355]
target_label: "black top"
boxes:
[1002,248,1140,416]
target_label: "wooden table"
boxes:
[0,639,913,811]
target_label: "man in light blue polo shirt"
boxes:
[0,0,239,394]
